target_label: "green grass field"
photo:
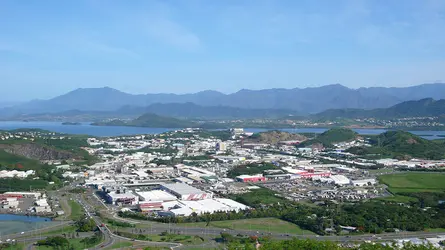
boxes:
[378,173,445,194]
[68,200,84,220]
[180,218,315,235]
[377,195,418,203]
[0,243,26,250]
[115,231,204,245]
[36,238,102,250]
[229,188,285,206]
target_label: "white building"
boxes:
[160,183,212,200]
[105,191,139,205]
[329,175,351,186]
[136,190,177,202]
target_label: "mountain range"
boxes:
[3,83,445,117]
[315,98,445,119]
[3,103,301,121]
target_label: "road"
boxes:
[12,186,445,250]
[78,191,182,249]
[84,189,445,246]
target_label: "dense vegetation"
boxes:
[79,232,103,247]
[299,128,357,147]
[314,98,445,119]
[37,236,70,248]
[230,188,285,205]
[0,178,49,192]
[0,149,41,169]
[226,163,278,178]
[75,217,97,232]
[247,131,306,145]
[348,131,445,160]
[120,197,445,235]
[0,135,96,165]
[227,237,440,250]
[0,150,65,191]
[106,218,135,228]
[35,137,97,164]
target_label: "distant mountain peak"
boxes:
[3,83,445,116]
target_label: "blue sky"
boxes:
[1,0,445,101]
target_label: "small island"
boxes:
[61,122,81,125]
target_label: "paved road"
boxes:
[109,204,445,244]
[79,191,182,249]
[117,222,445,242]
[2,220,73,240]
[14,187,445,250]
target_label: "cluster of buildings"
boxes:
[78,128,391,208]
[101,182,248,217]
[357,117,445,128]
[375,158,445,169]
[0,192,52,214]
[0,170,35,179]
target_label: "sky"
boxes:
[1,0,445,101]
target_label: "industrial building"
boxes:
[329,175,351,186]
[139,201,163,212]
[235,174,266,183]
[160,183,212,200]
[136,190,177,202]
[3,192,42,199]
[105,191,139,205]
[165,198,249,216]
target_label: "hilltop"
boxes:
[92,113,198,128]
[299,128,358,148]
[247,131,307,145]
[347,131,445,160]
[315,98,445,119]
[0,131,96,164]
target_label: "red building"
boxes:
[299,171,331,178]
[139,201,163,212]
[236,174,266,182]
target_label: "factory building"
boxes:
[329,175,351,186]
[139,201,163,212]
[3,192,42,199]
[264,174,292,181]
[136,190,177,202]
[105,191,139,205]
[166,198,249,217]
[160,183,212,200]
[235,174,266,183]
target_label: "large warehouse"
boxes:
[167,198,249,216]
[136,190,177,202]
[160,183,212,200]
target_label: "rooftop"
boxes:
[161,183,206,196]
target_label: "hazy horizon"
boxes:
[1,0,445,101]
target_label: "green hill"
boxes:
[130,113,196,128]
[315,98,445,119]
[299,128,357,147]
[93,113,197,128]
[348,131,445,160]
